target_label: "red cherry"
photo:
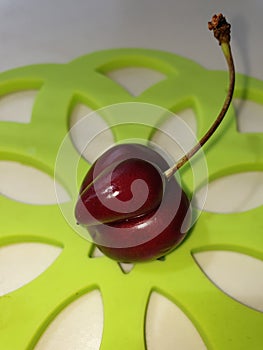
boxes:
[75,144,191,262]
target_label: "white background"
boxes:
[0,0,262,80]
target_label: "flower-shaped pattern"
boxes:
[0,49,263,349]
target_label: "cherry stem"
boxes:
[164,14,235,179]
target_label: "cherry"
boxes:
[75,144,191,262]
[74,14,235,262]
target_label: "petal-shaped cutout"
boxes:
[151,109,197,161]
[194,250,263,312]
[0,161,70,204]
[0,242,62,296]
[146,292,207,350]
[69,103,114,163]
[234,99,263,133]
[0,90,38,123]
[106,67,165,96]
[194,171,263,213]
[35,290,103,350]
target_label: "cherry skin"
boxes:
[75,144,191,262]
[93,175,191,262]
[75,158,164,226]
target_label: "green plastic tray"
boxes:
[0,49,263,349]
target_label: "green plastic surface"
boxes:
[0,49,263,349]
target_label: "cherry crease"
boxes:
[75,144,191,262]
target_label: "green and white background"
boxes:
[0,1,262,349]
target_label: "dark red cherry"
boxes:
[75,143,191,262]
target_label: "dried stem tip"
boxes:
[208,13,231,45]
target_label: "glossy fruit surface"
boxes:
[75,158,164,226]
[75,143,191,262]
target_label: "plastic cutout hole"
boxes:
[151,108,197,162]
[106,67,165,96]
[35,290,103,350]
[0,243,62,296]
[0,90,38,123]
[193,251,263,312]
[69,103,114,163]
[0,161,70,205]
[194,171,263,213]
[118,262,134,274]
[233,99,263,133]
[146,292,207,350]
[90,245,105,258]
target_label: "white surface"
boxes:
[0,160,70,204]
[194,251,263,312]
[0,90,38,123]
[234,99,263,133]
[146,292,207,350]
[70,103,115,163]
[34,290,104,350]
[151,108,197,161]
[195,171,263,213]
[0,0,262,81]
[0,243,62,296]
[0,1,263,349]
[107,67,165,96]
